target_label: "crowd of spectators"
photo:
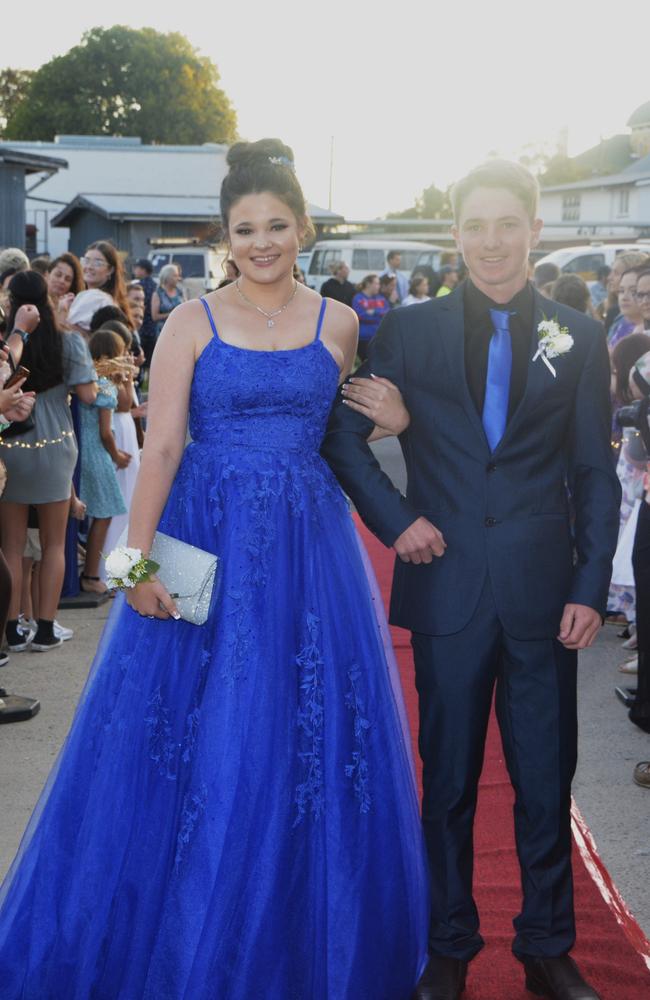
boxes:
[0,243,185,722]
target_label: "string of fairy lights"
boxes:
[0,430,75,450]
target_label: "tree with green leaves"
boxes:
[3,26,237,145]
[388,182,452,219]
[0,69,34,137]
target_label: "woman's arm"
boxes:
[116,379,134,412]
[98,407,130,468]
[73,382,98,405]
[151,290,168,323]
[126,301,199,554]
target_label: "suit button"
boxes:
[485,517,497,527]
[486,462,497,473]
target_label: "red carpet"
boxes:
[354,517,650,999]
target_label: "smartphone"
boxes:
[4,365,30,389]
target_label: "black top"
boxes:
[463,279,534,420]
[320,278,356,308]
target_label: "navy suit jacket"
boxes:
[322,285,622,639]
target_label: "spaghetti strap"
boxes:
[199,296,220,340]
[314,298,327,342]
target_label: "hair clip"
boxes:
[268,155,294,172]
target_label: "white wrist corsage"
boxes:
[105,545,159,590]
[533,316,574,378]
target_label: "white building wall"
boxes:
[1,138,229,256]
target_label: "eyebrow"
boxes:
[233,217,291,226]
[462,215,521,225]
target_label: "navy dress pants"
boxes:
[411,579,578,962]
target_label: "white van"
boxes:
[306,240,444,292]
[148,245,228,299]
[535,244,645,282]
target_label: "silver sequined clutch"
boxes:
[118,529,220,625]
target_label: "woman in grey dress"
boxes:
[0,271,97,653]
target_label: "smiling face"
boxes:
[82,249,112,289]
[228,192,303,287]
[127,285,145,325]
[452,186,543,302]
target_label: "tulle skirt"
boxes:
[0,442,429,999]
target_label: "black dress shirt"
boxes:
[463,279,534,421]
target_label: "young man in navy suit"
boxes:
[322,161,621,1000]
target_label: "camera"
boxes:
[616,398,650,461]
[616,401,644,429]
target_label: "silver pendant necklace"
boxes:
[235,278,299,328]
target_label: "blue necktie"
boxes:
[482,308,513,452]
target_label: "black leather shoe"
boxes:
[412,955,467,999]
[523,955,601,999]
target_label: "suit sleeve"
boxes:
[567,325,622,613]
[321,308,420,547]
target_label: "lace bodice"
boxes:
[189,298,339,455]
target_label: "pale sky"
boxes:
[5,0,649,218]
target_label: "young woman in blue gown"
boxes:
[0,138,429,999]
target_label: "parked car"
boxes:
[306,240,444,292]
[148,245,228,299]
[535,244,645,282]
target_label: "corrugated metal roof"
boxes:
[0,146,68,173]
[51,192,343,226]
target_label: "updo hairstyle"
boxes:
[220,138,315,243]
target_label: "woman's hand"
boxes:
[56,293,75,321]
[2,390,35,423]
[13,304,40,334]
[115,450,132,469]
[131,401,148,419]
[69,495,87,520]
[341,374,411,435]
[126,577,180,620]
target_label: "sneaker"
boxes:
[17,616,37,640]
[633,762,650,788]
[53,620,73,641]
[622,626,638,651]
[7,634,33,653]
[30,635,64,653]
[619,657,638,674]
[0,651,8,668]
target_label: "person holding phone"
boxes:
[0,271,97,653]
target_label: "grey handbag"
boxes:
[117,529,220,625]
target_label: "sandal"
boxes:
[80,574,108,595]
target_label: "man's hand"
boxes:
[558,604,601,650]
[393,516,446,564]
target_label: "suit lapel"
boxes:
[436,288,489,448]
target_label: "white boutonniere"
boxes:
[533,316,574,378]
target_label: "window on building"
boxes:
[617,189,630,217]
[561,194,581,222]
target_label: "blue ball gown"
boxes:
[0,298,429,999]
